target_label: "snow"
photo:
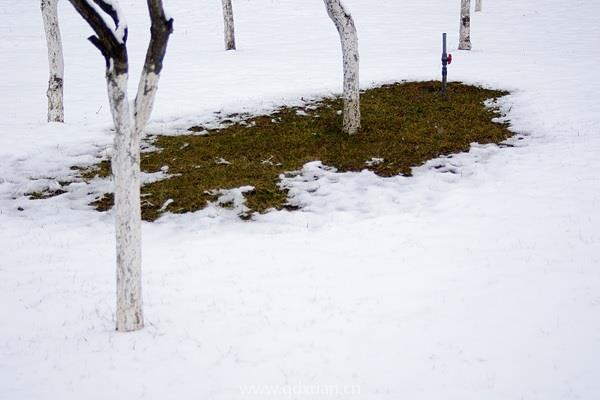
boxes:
[1,0,599,399]
[85,0,128,44]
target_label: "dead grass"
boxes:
[79,81,511,221]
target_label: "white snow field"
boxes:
[1,0,599,399]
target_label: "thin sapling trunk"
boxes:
[41,0,65,122]
[323,0,360,135]
[459,0,472,50]
[221,0,236,50]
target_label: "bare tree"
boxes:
[67,0,173,332]
[475,0,482,12]
[41,0,64,122]
[221,0,235,50]
[459,0,472,50]
[323,0,360,135]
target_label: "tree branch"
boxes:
[133,0,174,132]
[144,0,174,75]
[91,0,129,43]
[67,0,128,73]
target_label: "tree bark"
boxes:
[41,0,64,122]
[459,0,472,50]
[323,0,360,135]
[68,0,172,332]
[134,0,173,133]
[107,69,144,332]
[221,0,236,51]
[475,0,482,12]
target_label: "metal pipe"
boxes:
[441,33,448,96]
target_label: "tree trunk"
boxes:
[41,0,64,122]
[221,0,236,50]
[459,0,472,50]
[68,0,173,332]
[107,68,144,332]
[323,0,360,135]
[475,0,482,12]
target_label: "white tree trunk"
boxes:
[67,0,173,332]
[106,69,144,332]
[459,0,472,50]
[221,0,236,50]
[475,0,482,12]
[323,0,360,135]
[41,0,64,122]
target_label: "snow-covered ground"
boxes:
[1,0,599,399]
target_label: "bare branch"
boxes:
[67,0,128,73]
[144,0,174,75]
[133,0,174,132]
[91,0,128,43]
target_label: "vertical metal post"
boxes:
[441,33,448,97]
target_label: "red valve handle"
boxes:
[447,54,453,64]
